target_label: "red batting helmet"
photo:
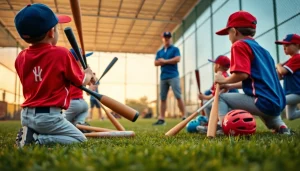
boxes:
[222,110,256,136]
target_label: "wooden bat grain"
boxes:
[207,84,221,138]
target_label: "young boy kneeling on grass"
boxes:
[198,55,239,134]
[14,3,95,148]
[213,11,290,135]
[275,34,300,121]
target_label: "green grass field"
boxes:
[0,118,300,171]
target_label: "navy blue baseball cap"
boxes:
[162,31,172,38]
[70,49,94,61]
[14,3,71,39]
[275,34,300,45]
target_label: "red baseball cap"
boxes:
[275,34,300,45]
[208,55,230,68]
[216,11,257,35]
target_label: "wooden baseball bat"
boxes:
[207,84,221,138]
[84,131,135,138]
[79,86,139,122]
[76,124,115,132]
[100,102,126,131]
[69,0,87,65]
[195,69,206,116]
[165,97,215,136]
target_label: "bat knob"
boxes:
[132,112,139,122]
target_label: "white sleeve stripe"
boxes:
[283,65,293,74]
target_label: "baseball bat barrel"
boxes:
[84,131,135,138]
[76,124,115,132]
[165,97,215,136]
[64,27,86,68]
[195,69,201,93]
[69,0,86,65]
[78,86,139,122]
[207,84,221,138]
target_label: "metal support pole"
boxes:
[210,0,214,80]
[195,6,200,108]
[273,0,280,63]
[124,53,127,103]
[14,42,19,117]
[182,20,186,113]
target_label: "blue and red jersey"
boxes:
[282,54,300,95]
[230,38,286,116]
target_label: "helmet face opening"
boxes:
[222,110,256,136]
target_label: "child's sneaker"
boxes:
[15,126,38,148]
[152,119,166,125]
[196,124,224,135]
[275,126,292,135]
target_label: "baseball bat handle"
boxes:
[64,27,87,69]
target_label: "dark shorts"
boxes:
[90,99,100,108]
[160,77,182,101]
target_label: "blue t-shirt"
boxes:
[282,54,300,95]
[156,45,180,80]
[240,39,286,116]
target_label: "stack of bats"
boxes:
[64,0,137,138]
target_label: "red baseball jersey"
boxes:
[230,38,254,75]
[15,43,84,109]
[69,85,83,99]
[211,71,230,95]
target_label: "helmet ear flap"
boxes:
[222,110,256,136]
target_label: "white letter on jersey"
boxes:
[33,66,43,82]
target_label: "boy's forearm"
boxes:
[229,82,243,89]
[224,73,248,84]
[82,74,92,86]
[276,65,288,75]
[204,94,213,100]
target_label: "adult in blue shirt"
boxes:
[153,32,186,125]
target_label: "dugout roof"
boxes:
[0,0,198,53]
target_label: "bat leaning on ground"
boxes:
[165,88,225,136]
[195,69,206,116]
[99,101,126,131]
[207,84,221,138]
[91,56,125,131]
[64,27,139,122]
[165,97,214,136]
